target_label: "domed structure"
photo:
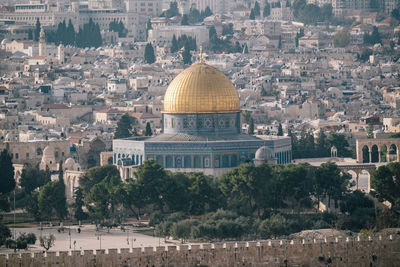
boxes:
[113,62,292,178]
[40,145,57,171]
[254,146,277,165]
[255,146,274,160]
[163,63,240,114]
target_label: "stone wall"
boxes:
[1,236,399,266]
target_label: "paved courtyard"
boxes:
[9,224,167,252]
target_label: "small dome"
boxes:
[255,146,274,160]
[163,63,240,114]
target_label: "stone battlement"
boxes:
[1,235,400,266]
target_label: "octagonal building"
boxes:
[113,62,292,177]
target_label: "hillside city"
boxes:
[0,0,400,264]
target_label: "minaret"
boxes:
[58,44,65,64]
[39,27,46,57]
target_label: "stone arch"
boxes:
[345,169,359,190]
[362,145,369,163]
[389,144,397,162]
[380,144,387,162]
[371,145,379,163]
[358,170,372,193]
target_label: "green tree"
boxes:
[182,41,192,64]
[249,8,256,20]
[145,122,152,136]
[86,174,121,218]
[263,3,270,17]
[66,19,76,45]
[188,8,201,24]
[277,123,283,136]
[334,28,350,47]
[314,162,351,210]
[298,4,321,24]
[0,149,16,197]
[35,18,41,42]
[315,130,329,157]
[203,6,213,17]
[219,163,275,217]
[114,113,136,139]
[171,34,179,52]
[26,191,41,221]
[321,4,333,21]
[22,166,49,191]
[144,43,156,64]
[161,173,191,213]
[163,1,180,18]
[254,1,260,17]
[187,173,219,215]
[209,26,217,40]
[38,180,68,220]
[392,8,400,20]
[0,149,14,246]
[134,160,167,211]
[73,188,88,221]
[79,165,120,196]
[181,14,189,25]
[40,234,55,251]
[222,23,234,36]
[326,132,351,157]
[248,118,254,135]
[372,162,400,213]
[116,178,146,220]
[278,164,314,211]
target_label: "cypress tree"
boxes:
[0,149,15,196]
[254,1,260,17]
[263,3,270,17]
[182,41,191,64]
[144,43,156,64]
[249,9,255,20]
[171,34,179,53]
[145,122,152,136]
[35,18,41,42]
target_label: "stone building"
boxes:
[113,62,291,177]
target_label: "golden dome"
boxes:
[163,63,240,113]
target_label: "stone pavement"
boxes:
[9,224,165,252]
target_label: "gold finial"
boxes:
[199,46,203,63]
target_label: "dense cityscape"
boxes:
[0,0,400,265]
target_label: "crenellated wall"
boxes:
[1,236,400,266]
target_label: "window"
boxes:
[15,153,19,159]
[26,153,29,159]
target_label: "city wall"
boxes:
[1,236,400,267]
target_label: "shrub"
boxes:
[259,214,289,238]
[26,233,37,244]
[170,219,196,240]
[149,211,164,226]
[5,238,16,249]
[16,239,27,250]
